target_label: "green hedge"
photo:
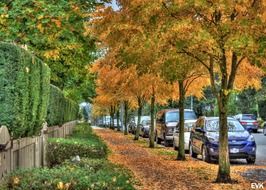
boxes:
[47,85,79,126]
[0,43,50,138]
[46,123,107,167]
[0,159,135,190]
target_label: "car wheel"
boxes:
[164,135,170,147]
[189,144,197,158]
[202,145,211,163]
[247,157,256,164]
[253,129,258,133]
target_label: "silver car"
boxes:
[139,119,151,137]
[173,120,196,151]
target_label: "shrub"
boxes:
[47,85,79,126]
[46,124,107,167]
[0,159,135,190]
[0,43,50,138]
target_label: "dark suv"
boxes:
[155,109,197,146]
[189,117,256,164]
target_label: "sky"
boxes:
[105,0,119,11]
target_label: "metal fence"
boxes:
[0,121,77,180]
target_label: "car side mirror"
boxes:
[195,128,205,133]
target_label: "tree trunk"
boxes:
[177,81,186,160]
[116,109,120,131]
[215,51,232,183]
[134,97,143,140]
[216,93,231,183]
[110,106,115,130]
[124,101,128,135]
[110,106,114,129]
[149,88,155,148]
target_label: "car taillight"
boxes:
[240,121,247,125]
[253,121,258,126]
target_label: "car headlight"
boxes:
[248,135,255,142]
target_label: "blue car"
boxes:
[189,117,256,164]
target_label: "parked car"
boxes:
[129,116,150,134]
[189,117,256,164]
[234,114,258,133]
[128,116,138,133]
[155,109,197,147]
[173,120,196,151]
[139,119,151,137]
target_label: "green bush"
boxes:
[47,85,79,126]
[0,43,50,138]
[46,124,107,167]
[0,159,135,190]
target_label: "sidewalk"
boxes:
[93,128,261,190]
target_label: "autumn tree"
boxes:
[159,50,209,159]
[91,53,139,133]
[91,1,174,147]
[162,0,266,182]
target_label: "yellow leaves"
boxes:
[235,4,247,14]
[0,14,8,18]
[43,49,60,60]
[223,89,229,96]
[51,19,62,28]
[234,58,263,91]
[12,176,20,185]
[57,182,64,190]
[57,181,71,190]
[37,15,44,20]
[37,23,44,33]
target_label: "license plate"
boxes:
[247,122,253,125]
[230,148,239,153]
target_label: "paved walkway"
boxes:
[93,128,257,190]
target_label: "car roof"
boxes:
[158,109,194,113]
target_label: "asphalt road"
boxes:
[253,130,266,165]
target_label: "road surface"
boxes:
[253,130,266,165]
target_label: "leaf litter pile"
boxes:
[94,128,266,190]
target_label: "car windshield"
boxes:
[206,119,245,132]
[142,120,151,125]
[242,114,256,120]
[166,111,197,122]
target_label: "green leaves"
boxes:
[0,0,100,102]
